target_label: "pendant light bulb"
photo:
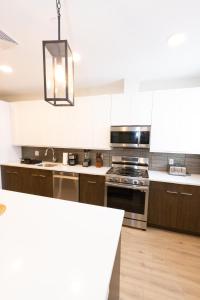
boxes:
[55,63,65,83]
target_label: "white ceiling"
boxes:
[1,0,200,100]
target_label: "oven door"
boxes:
[105,182,149,222]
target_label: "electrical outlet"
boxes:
[169,158,174,165]
[35,150,39,157]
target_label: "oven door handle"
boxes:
[105,182,149,192]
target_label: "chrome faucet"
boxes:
[44,147,57,162]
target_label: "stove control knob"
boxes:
[111,177,117,183]
[123,178,129,184]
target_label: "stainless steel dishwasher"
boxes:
[53,171,79,201]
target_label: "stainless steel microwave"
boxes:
[110,125,151,148]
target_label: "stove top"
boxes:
[107,167,149,178]
[106,156,149,186]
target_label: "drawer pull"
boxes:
[88,180,96,184]
[180,192,193,196]
[6,171,18,175]
[32,174,46,178]
[166,190,178,194]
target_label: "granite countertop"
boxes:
[0,189,124,300]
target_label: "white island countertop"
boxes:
[2,162,110,176]
[0,189,124,300]
[149,170,200,186]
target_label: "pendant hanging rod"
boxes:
[56,0,61,40]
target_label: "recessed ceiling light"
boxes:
[73,52,81,63]
[0,65,13,73]
[168,33,187,48]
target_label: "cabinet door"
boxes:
[131,92,153,125]
[111,94,133,125]
[1,166,22,192]
[150,87,200,154]
[91,95,111,149]
[30,169,53,197]
[176,185,200,234]
[79,174,105,206]
[111,92,153,126]
[148,181,179,228]
[11,101,48,146]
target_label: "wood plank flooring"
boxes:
[120,227,200,300]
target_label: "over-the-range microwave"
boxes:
[110,125,151,148]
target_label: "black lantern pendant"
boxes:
[42,0,74,106]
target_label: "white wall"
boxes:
[0,101,21,188]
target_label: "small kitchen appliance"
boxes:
[110,125,151,148]
[21,158,42,165]
[169,164,188,176]
[82,150,91,167]
[105,156,149,230]
[68,153,78,166]
[62,152,68,165]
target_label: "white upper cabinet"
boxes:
[11,101,54,147]
[111,92,153,125]
[91,95,111,149]
[10,95,111,149]
[111,94,133,125]
[132,92,153,125]
[150,87,200,154]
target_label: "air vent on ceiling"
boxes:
[0,30,18,50]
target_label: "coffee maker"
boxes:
[68,153,78,166]
[82,150,91,167]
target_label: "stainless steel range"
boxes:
[105,156,149,230]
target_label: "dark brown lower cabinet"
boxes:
[1,166,22,193]
[1,166,53,198]
[30,169,53,197]
[148,181,200,234]
[79,174,105,206]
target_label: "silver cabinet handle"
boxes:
[180,192,193,196]
[88,180,96,184]
[166,190,178,194]
[6,171,18,175]
[32,174,46,178]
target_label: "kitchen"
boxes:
[0,1,200,299]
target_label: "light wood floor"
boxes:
[120,226,200,300]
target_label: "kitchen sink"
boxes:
[38,162,58,168]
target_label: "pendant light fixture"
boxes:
[42,0,74,106]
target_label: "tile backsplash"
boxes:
[21,147,200,174]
